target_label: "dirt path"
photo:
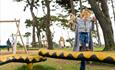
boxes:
[0,50,38,55]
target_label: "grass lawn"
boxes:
[0,47,115,70]
[0,58,115,70]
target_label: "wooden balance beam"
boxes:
[38,48,115,64]
[0,54,47,70]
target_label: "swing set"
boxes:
[0,19,28,54]
[0,19,47,70]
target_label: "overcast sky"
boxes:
[0,0,114,45]
[0,0,75,45]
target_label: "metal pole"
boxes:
[79,0,86,70]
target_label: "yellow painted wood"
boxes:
[27,63,33,70]
[38,49,115,63]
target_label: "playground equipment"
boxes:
[0,19,28,54]
[0,19,47,70]
[0,54,46,70]
[0,48,115,70]
[38,49,115,64]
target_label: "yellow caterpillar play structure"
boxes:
[0,48,115,70]
[38,49,115,64]
[0,54,46,70]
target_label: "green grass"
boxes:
[0,47,115,70]
[94,47,104,51]
[54,46,104,51]
[0,58,115,70]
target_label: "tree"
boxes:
[24,32,31,38]
[24,32,31,46]
[56,0,115,50]
[25,0,40,47]
[14,0,41,47]
[43,0,53,49]
[88,0,115,50]
[56,0,78,31]
[110,0,115,23]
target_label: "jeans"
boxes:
[79,32,90,51]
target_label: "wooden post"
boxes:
[15,19,28,54]
[0,19,28,54]
[27,63,33,70]
[12,19,20,54]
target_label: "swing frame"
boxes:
[0,19,28,54]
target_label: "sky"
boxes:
[0,0,30,45]
[0,0,75,45]
[0,0,35,45]
[0,0,114,45]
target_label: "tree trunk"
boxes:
[70,0,76,31]
[110,0,115,40]
[35,26,40,43]
[35,26,42,48]
[110,0,115,23]
[79,0,83,11]
[30,8,36,47]
[45,0,53,49]
[70,0,75,15]
[88,0,115,51]
[95,22,101,46]
[29,0,36,47]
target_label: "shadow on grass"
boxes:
[17,64,56,70]
[89,61,115,67]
